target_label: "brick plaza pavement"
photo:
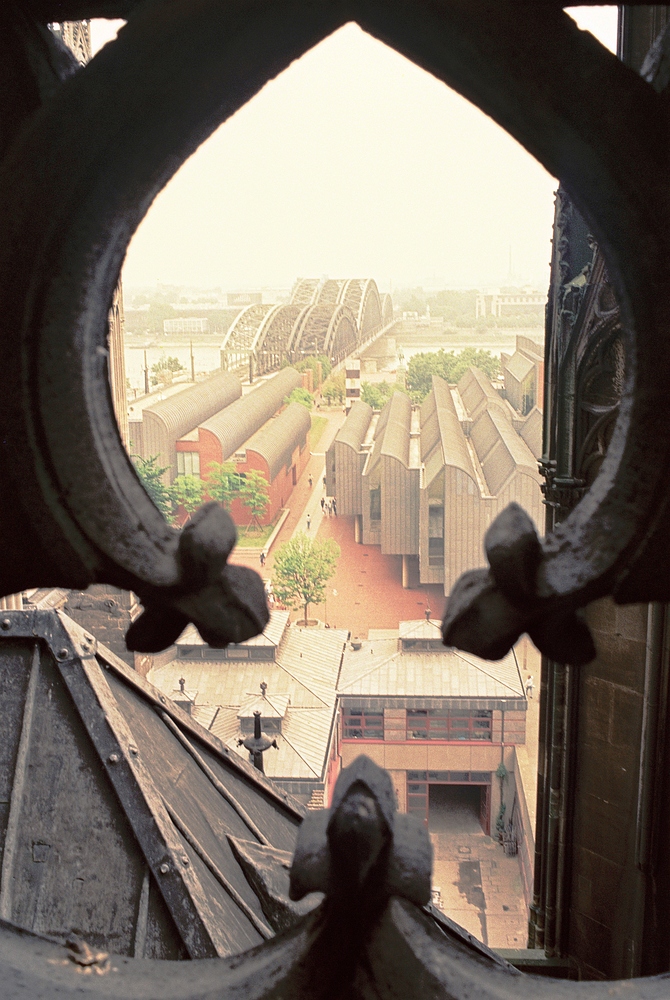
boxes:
[228,405,445,635]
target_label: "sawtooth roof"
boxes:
[504,352,535,383]
[334,399,373,451]
[143,371,242,443]
[470,407,540,495]
[421,376,477,486]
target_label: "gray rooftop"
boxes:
[149,624,349,781]
[504,352,535,384]
[335,399,373,450]
[339,628,524,700]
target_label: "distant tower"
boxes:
[51,21,129,447]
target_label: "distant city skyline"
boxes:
[91,7,617,295]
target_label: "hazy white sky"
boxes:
[91,7,617,294]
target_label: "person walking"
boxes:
[308,475,313,488]
[320,497,325,511]
[322,475,327,489]
[525,674,534,699]
[306,513,311,530]
[259,551,266,568]
[332,498,337,516]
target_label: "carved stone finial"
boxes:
[289,756,431,909]
[126,503,269,653]
[442,502,596,666]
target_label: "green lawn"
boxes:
[310,415,328,449]
[236,521,276,547]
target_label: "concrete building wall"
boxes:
[380,458,420,556]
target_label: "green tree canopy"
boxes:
[206,461,240,510]
[150,355,186,387]
[131,454,174,520]
[285,387,314,410]
[294,355,331,385]
[406,348,501,402]
[321,371,345,404]
[171,474,205,515]
[239,470,270,529]
[272,533,340,624]
[360,381,408,409]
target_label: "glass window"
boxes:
[369,485,381,521]
[406,709,492,741]
[226,647,249,659]
[177,451,200,476]
[342,708,384,739]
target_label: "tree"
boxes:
[285,386,314,409]
[171,474,205,516]
[206,460,240,510]
[239,470,270,529]
[321,371,345,404]
[273,533,340,624]
[150,355,186,387]
[406,348,501,402]
[360,381,408,409]
[131,454,174,519]
[295,355,331,385]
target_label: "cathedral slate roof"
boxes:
[0,610,305,960]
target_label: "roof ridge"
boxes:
[455,651,524,696]
[274,657,330,708]
[338,647,400,691]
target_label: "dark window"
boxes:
[342,708,384,739]
[369,486,381,521]
[406,709,492,741]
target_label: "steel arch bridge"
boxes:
[220,279,391,377]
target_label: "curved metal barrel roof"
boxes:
[142,371,242,461]
[201,368,302,460]
[245,401,311,480]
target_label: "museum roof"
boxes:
[141,370,242,441]
[421,376,477,485]
[338,622,524,700]
[504,352,535,384]
[244,401,311,480]
[334,399,373,451]
[519,406,543,459]
[458,366,508,421]
[149,623,349,782]
[200,368,301,460]
[471,406,540,495]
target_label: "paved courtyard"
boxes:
[429,785,528,949]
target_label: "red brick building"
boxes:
[176,368,310,525]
